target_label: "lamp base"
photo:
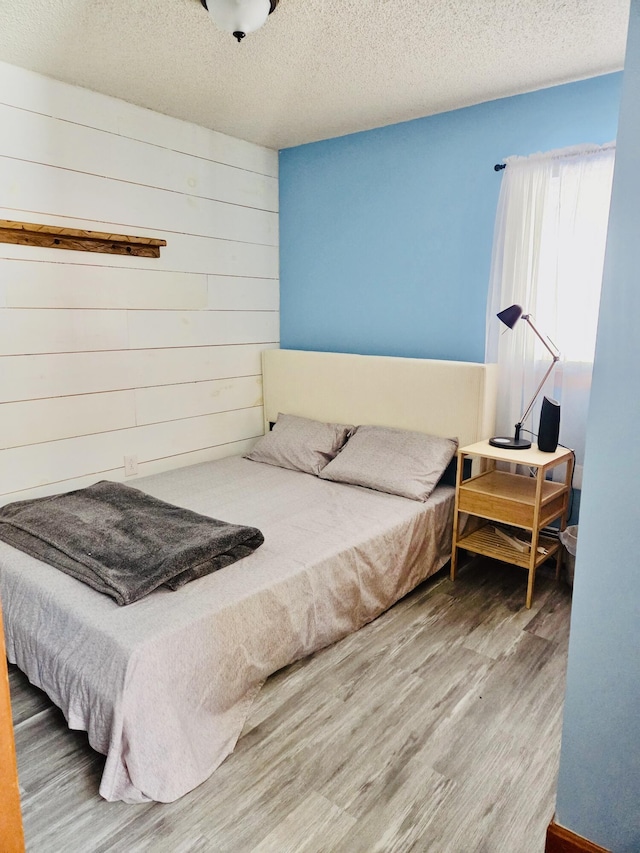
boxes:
[489,436,532,450]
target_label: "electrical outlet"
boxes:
[124,455,138,477]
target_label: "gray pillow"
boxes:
[244,413,353,475]
[318,425,458,501]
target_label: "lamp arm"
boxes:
[514,314,561,431]
[516,356,558,429]
[522,314,561,359]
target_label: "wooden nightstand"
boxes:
[451,440,574,608]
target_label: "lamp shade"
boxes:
[497,304,523,329]
[205,0,272,37]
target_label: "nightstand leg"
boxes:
[555,549,563,582]
[555,453,575,583]
[450,450,465,582]
[526,467,545,609]
[526,561,536,609]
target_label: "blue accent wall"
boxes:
[555,3,640,850]
[280,74,622,363]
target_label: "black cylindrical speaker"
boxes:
[538,396,560,452]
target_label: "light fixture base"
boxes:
[489,436,532,450]
[200,0,279,39]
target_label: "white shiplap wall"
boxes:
[0,61,279,504]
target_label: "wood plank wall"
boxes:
[0,61,279,505]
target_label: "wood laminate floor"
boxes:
[9,558,572,853]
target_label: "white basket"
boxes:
[559,525,578,587]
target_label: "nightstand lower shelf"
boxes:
[457,523,560,570]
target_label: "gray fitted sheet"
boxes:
[0,456,454,803]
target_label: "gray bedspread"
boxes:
[0,481,264,605]
[0,457,454,803]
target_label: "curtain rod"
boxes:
[494,142,615,173]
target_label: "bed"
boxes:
[0,350,496,804]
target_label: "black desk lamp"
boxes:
[489,304,561,450]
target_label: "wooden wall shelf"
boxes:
[0,220,166,258]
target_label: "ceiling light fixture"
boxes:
[200,0,279,42]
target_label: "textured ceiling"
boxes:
[0,0,630,150]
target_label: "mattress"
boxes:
[0,456,454,803]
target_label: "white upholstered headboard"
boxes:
[262,350,497,448]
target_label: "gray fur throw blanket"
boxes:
[0,481,264,605]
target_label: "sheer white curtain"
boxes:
[486,143,616,487]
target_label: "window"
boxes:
[486,143,615,487]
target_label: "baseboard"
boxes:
[545,819,611,853]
